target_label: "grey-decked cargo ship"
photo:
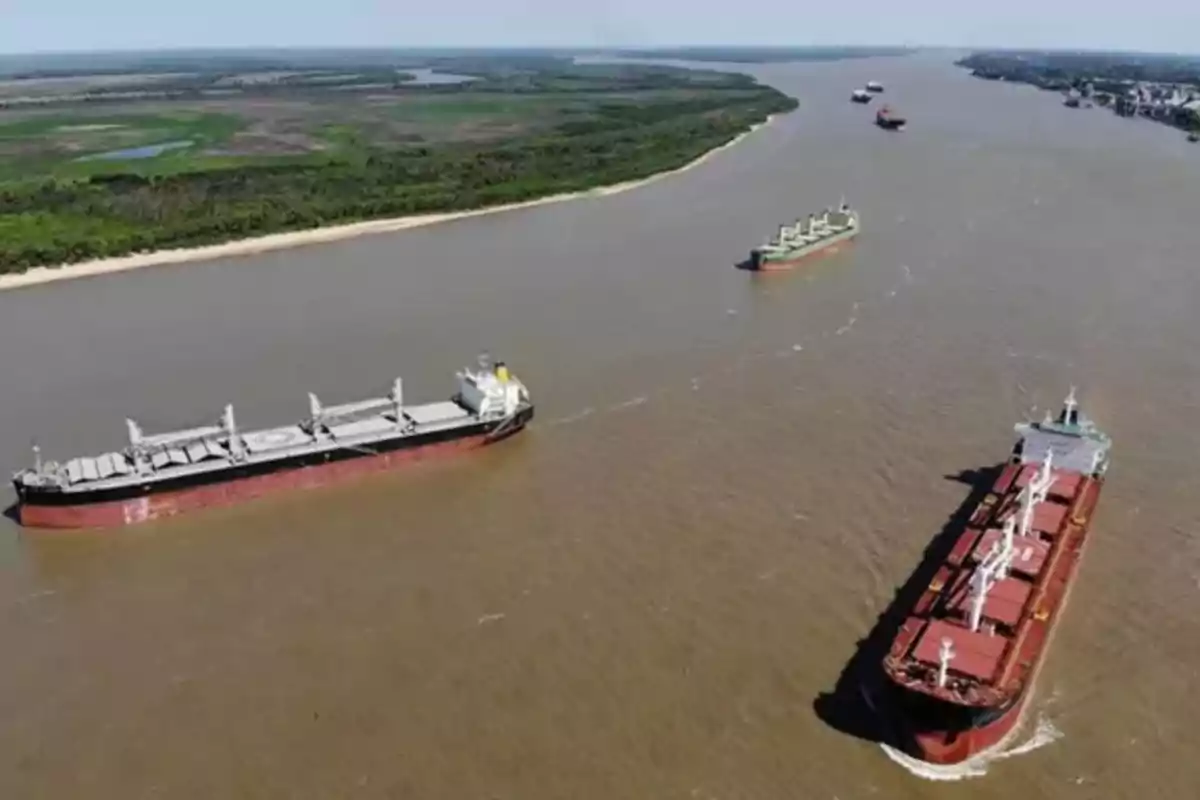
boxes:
[11,354,533,529]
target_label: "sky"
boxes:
[1,0,1198,56]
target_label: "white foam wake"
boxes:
[879,714,1063,781]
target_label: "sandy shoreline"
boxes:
[0,114,779,293]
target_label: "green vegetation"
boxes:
[0,55,797,273]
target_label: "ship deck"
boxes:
[753,220,857,256]
[884,457,1101,705]
[22,398,484,495]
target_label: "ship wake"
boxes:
[879,714,1063,781]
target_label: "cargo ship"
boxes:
[876,105,907,130]
[866,81,884,93]
[866,389,1110,765]
[746,202,860,272]
[11,354,534,529]
[851,88,873,103]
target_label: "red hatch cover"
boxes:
[911,618,1009,682]
[948,575,1032,627]
[1032,501,1068,534]
[972,528,1051,578]
[1015,465,1082,499]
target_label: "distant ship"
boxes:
[746,202,860,272]
[867,389,1111,765]
[1188,132,1199,143]
[1064,94,1081,108]
[875,105,907,130]
[865,81,884,93]
[851,89,873,103]
[12,354,534,529]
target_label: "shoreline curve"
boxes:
[0,114,780,293]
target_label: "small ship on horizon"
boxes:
[876,105,907,130]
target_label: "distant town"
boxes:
[957,50,1200,140]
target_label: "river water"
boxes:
[1,51,1198,799]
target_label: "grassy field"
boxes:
[0,53,803,272]
[0,81,768,182]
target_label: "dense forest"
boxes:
[0,81,796,273]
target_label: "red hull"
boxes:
[18,430,507,530]
[884,460,1103,765]
[754,237,855,272]
[908,693,1023,764]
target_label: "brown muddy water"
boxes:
[2,51,1199,798]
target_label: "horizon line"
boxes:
[0,43,1197,59]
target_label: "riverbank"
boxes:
[0,114,779,293]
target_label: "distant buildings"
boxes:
[958,53,1200,134]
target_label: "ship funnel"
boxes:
[308,392,323,419]
[32,441,42,474]
[391,377,404,411]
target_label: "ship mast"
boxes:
[1019,451,1055,538]
[937,637,955,688]
[1060,386,1078,425]
[223,404,245,461]
[969,453,1056,633]
[391,378,404,422]
[125,418,150,474]
[969,518,1015,632]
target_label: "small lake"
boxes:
[400,68,478,85]
[76,139,194,162]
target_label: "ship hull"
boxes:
[906,695,1023,764]
[868,681,1024,765]
[15,406,533,530]
[875,460,1103,765]
[751,233,857,272]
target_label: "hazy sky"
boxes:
[1,0,1198,55]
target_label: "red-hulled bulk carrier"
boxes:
[11,354,533,529]
[867,389,1110,765]
[875,105,906,130]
